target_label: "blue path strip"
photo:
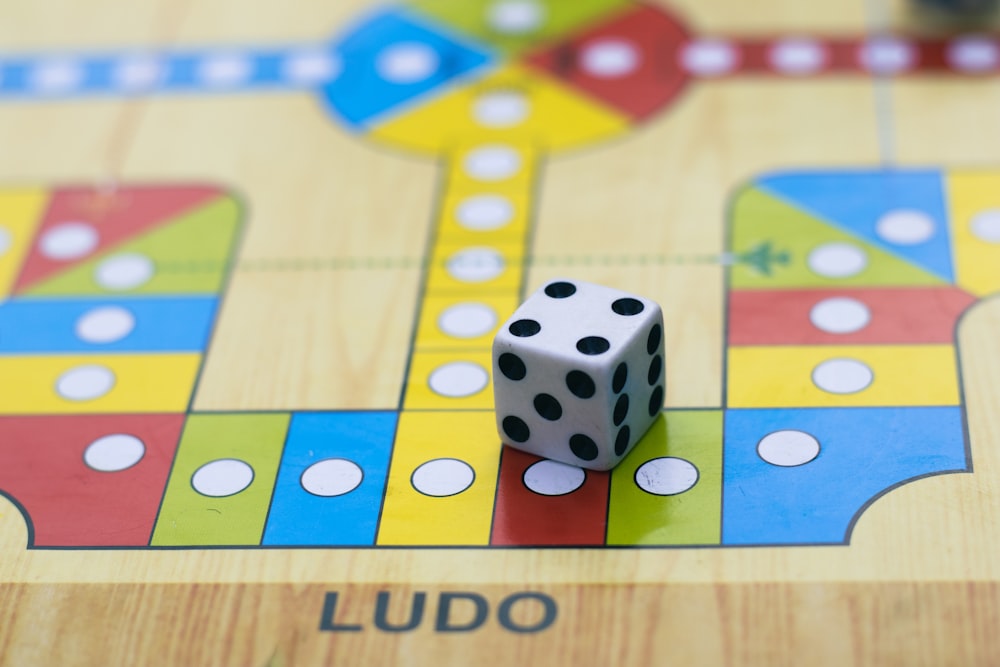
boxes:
[263,411,397,546]
[0,296,218,353]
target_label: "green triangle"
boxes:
[729,187,946,289]
[409,0,630,57]
[26,196,242,296]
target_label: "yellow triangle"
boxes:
[369,63,630,155]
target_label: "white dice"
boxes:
[492,279,666,471]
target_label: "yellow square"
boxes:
[404,348,495,410]
[377,410,501,545]
[728,345,960,408]
[414,293,520,351]
[444,140,540,195]
[424,240,526,295]
[0,353,202,414]
[434,189,532,246]
[947,170,1000,296]
[0,188,48,297]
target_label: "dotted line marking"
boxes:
[221,254,734,273]
[159,246,789,275]
[156,260,232,273]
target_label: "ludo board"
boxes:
[1,1,999,664]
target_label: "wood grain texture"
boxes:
[2,583,999,667]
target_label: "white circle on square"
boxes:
[56,364,115,401]
[428,361,489,397]
[487,0,544,34]
[283,50,341,85]
[812,358,874,394]
[94,253,154,291]
[40,222,99,260]
[809,297,871,334]
[970,209,1000,242]
[412,458,475,497]
[0,227,11,256]
[757,430,820,467]
[192,459,254,497]
[198,53,253,88]
[769,37,826,74]
[446,247,505,282]
[807,242,868,279]
[473,90,530,128]
[463,145,522,181]
[457,194,515,231]
[859,37,915,74]
[438,302,497,338]
[680,39,738,77]
[84,433,145,472]
[523,459,586,496]
[31,59,84,94]
[376,42,439,84]
[875,209,935,245]
[581,39,641,79]
[947,36,999,72]
[114,55,164,91]
[634,457,699,496]
[300,458,363,497]
[75,305,136,344]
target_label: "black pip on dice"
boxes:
[492,279,666,471]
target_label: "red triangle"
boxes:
[13,184,223,293]
[522,4,691,122]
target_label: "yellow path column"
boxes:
[371,64,631,545]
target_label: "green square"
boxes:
[151,413,290,546]
[607,410,722,546]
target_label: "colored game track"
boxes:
[1,1,999,549]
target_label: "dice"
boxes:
[492,279,666,471]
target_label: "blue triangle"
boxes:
[319,8,495,128]
[757,169,954,282]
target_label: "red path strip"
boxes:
[728,286,977,346]
[681,34,1000,78]
[491,447,609,546]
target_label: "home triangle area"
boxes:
[757,169,955,282]
[730,187,947,290]
[13,185,223,294]
[23,196,241,297]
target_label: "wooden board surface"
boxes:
[1,0,1000,664]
